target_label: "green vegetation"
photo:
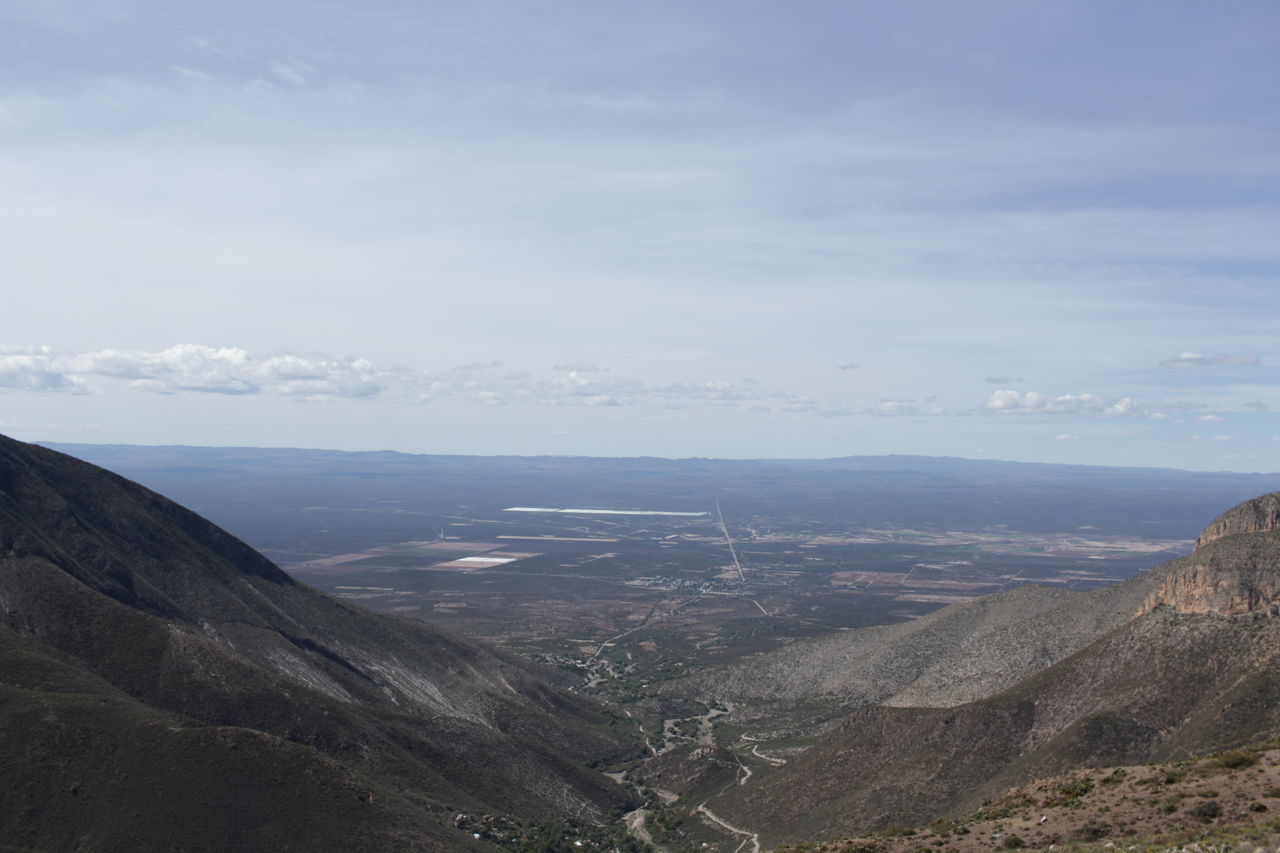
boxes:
[1044,778,1096,808]
[1100,768,1128,786]
[1214,749,1261,770]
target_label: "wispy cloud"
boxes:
[984,376,1023,384]
[1158,352,1261,368]
[2,343,814,411]
[268,59,312,87]
[553,362,608,372]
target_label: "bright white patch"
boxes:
[503,507,707,517]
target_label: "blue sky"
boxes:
[3,0,1278,469]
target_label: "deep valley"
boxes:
[6,439,1280,852]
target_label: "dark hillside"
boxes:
[0,435,633,851]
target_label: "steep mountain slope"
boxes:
[671,575,1162,709]
[0,435,633,851]
[676,494,1280,848]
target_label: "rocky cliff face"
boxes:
[1195,492,1280,550]
[1141,493,1280,617]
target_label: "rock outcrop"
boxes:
[1194,492,1280,550]
[1141,493,1280,617]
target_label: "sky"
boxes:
[3,0,1279,470]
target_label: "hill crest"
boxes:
[1141,492,1280,617]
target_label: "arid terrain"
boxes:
[287,507,1185,705]
[27,442,1280,852]
[777,744,1280,853]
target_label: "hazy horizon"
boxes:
[37,436,1280,476]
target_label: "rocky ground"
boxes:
[776,743,1280,853]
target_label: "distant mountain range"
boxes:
[0,435,633,851]
[39,443,1280,554]
[658,493,1280,847]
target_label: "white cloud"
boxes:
[1158,352,1261,368]
[64,345,259,395]
[1195,414,1225,423]
[8,343,833,412]
[0,346,79,393]
[258,354,391,398]
[1054,433,1079,441]
[983,389,1170,418]
[983,376,1023,384]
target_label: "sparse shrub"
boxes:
[1060,779,1094,798]
[1267,786,1280,798]
[1164,769,1186,784]
[1101,768,1128,785]
[1161,799,1180,813]
[1002,835,1025,849]
[1215,749,1260,770]
[928,818,956,837]
[874,826,916,838]
[1046,777,1096,807]
[1250,801,1269,812]
[1188,800,1223,822]
[1076,821,1111,841]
